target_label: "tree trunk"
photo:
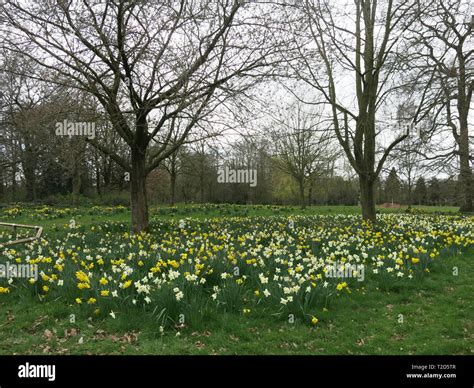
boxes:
[72,163,81,206]
[0,167,4,198]
[169,154,177,206]
[456,47,473,213]
[181,185,188,203]
[23,142,37,201]
[11,157,17,198]
[96,166,101,196]
[24,163,36,201]
[118,172,124,192]
[103,158,112,188]
[130,145,149,232]
[199,169,204,203]
[406,176,412,208]
[359,176,376,222]
[458,121,473,213]
[170,171,176,206]
[299,179,306,209]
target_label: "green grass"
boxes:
[1,203,460,229]
[0,204,471,355]
[0,249,471,355]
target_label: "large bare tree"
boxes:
[409,0,473,212]
[285,0,421,221]
[0,0,279,231]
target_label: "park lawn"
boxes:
[0,206,471,355]
[1,203,460,229]
[0,251,471,355]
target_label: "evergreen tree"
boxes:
[429,178,441,206]
[384,168,401,204]
[413,177,427,205]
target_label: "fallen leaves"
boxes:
[43,329,54,341]
[194,341,205,350]
[356,338,365,346]
[27,315,48,333]
[111,331,140,344]
[64,328,79,339]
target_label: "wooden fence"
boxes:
[0,223,43,248]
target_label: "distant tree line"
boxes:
[0,98,463,208]
[0,0,471,227]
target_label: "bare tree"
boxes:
[389,103,426,207]
[285,0,420,221]
[269,101,335,208]
[0,54,58,202]
[409,0,473,212]
[1,0,279,231]
[162,142,183,207]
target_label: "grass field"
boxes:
[0,204,472,355]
